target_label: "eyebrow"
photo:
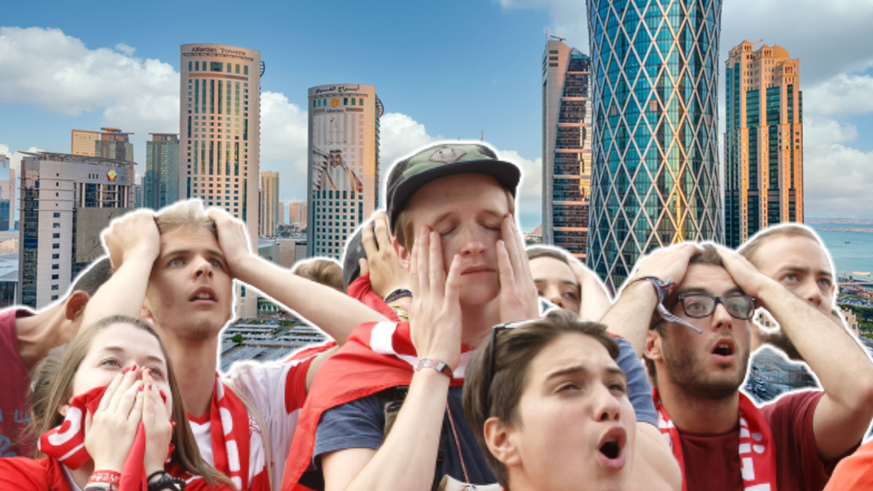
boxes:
[545,364,626,382]
[161,248,226,262]
[675,285,745,296]
[101,346,165,365]
[533,278,580,288]
[778,265,834,279]
[429,209,505,229]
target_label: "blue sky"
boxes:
[1,0,872,224]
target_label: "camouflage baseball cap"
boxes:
[385,142,521,232]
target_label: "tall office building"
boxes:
[96,128,134,162]
[0,168,15,231]
[260,171,279,238]
[71,130,99,157]
[307,84,383,259]
[278,200,286,225]
[725,41,803,248]
[180,43,262,317]
[542,38,592,260]
[289,201,307,227]
[144,133,180,210]
[18,152,134,308]
[586,0,724,291]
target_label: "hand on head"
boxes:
[207,207,251,279]
[626,242,703,291]
[361,211,410,298]
[103,210,160,271]
[496,215,539,323]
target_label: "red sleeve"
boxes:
[761,390,856,491]
[0,457,52,490]
[284,354,317,415]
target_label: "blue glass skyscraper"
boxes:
[586,0,724,291]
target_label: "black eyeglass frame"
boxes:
[674,293,757,320]
[483,320,532,414]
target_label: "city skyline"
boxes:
[0,1,871,221]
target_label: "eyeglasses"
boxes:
[484,320,531,411]
[674,293,756,320]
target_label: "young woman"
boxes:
[0,315,234,491]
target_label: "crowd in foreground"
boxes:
[1,141,872,491]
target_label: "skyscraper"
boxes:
[278,200,286,225]
[260,171,279,238]
[542,37,592,260]
[289,201,307,227]
[586,0,724,291]
[71,130,99,157]
[18,152,134,308]
[725,41,803,248]
[95,128,134,162]
[307,84,383,260]
[144,133,179,210]
[179,43,262,316]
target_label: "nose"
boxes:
[712,301,734,331]
[802,279,823,308]
[459,224,486,258]
[595,384,622,423]
[545,286,565,309]
[193,256,214,279]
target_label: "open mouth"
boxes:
[189,287,217,303]
[599,439,621,460]
[711,338,735,358]
[597,426,626,468]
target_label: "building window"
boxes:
[52,253,59,259]
[211,62,222,72]
[52,264,59,270]
[52,274,59,280]
[51,285,59,291]
[53,212,60,218]
[53,233,60,239]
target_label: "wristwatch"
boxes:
[415,358,454,379]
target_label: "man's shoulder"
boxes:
[760,389,824,418]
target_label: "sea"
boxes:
[518,211,873,280]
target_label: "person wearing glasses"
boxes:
[462,310,637,491]
[601,243,873,491]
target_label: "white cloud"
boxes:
[260,91,308,168]
[496,149,542,214]
[0,144,45,173]
[497,0,588,50]
[0,27,179,135]
[805,73,873,117]
[379,112,442,168]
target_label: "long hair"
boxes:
[31,315,234,488]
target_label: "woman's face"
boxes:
[70,323,172,411]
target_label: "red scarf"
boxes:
[347,273,401,321]
[202,374,270,491]
[38,385,172,491]
[280,321,474,491]
[653,389,777,491]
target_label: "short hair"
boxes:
[738,224,823,268]
[70,257,113,297]
[525,245,582,302]
[644,243,726,385]
[462,310,619,489]
[394,189,516,251]
[154,200,217,239]
[292,258,344,292]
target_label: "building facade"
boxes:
[18,152,134,308]
[278,200,286,225]
[144,133,180,210]
[725,41,803,248]
[542,38,592,260]
[95,128,134,162]
[179,43,262,317]
[586,0,724,291]
[289,201,307,227]
[71,130,99,157]
[307,84,383,260]
[260,171,279,238]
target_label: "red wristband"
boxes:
[88,470,121,487]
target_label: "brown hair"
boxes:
[525,245,582,301]
[31,315,234,488]
[292,258,344,292]
[644,243,726,386]
[738,224,823,268]
[462,309,619,489]
[393,189,516,251]
[154,200,218,239]
[70,257,113,297]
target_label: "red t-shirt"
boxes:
[681,391,841,491]
[0,308,35,458]
[0,457,72,491]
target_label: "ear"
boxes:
[644,328,663,364]
[64,291,90,321]
[484,416,521,468]
[140,304,155,324]
[394,237,411,270]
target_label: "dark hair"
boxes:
[292,258,344,292]
[70,257,113,297]
[462,310,619,489]
[644,243,727,386]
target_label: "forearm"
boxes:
[629,424,681,491]
[81,253,153,328]
[601,281,659,357]
[580,277,612,322]
[326,370,450,491]
[761,280,873,410]
[234,256,388,345]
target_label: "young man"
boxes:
[0,257,112,458]
[81,202,388,490]
[738,224,844,358]
[604,243,873,490]
[463,309,636,491]
[281,142,678,491]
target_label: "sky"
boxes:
[1,0,872,227]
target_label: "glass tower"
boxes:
[587,0,724,291]
[542,39,592,260]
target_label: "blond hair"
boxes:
[154,199,217,238]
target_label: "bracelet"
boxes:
[626,275,703,334]
[415,358,454,379]
[383,287,412,304]
[87,470,120,491]
[148,472,187,491]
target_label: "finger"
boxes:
[108,367,139,413]
[142,384,154,428]
[416,227,430,298]
[373,212,391,251]
[98,373,125,412]
[128,391,144,426]
[496,240,515,288]
[361,220,378,255]
[84,409,92,435]
[114,380,143,418]
[359,258,370,276]
[501,215,525,281]
[428,231,446,299]
[444,254,462,307]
